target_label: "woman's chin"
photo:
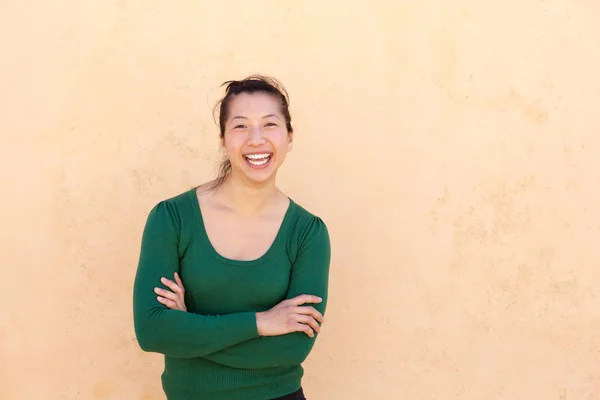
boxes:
[239,165,278,184]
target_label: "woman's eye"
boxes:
[265,123,277,127]
[234,125,246,129]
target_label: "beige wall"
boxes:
[2,1,600,399]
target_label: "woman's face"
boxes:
[222,92,293,185]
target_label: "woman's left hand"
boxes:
[154,272,187,312]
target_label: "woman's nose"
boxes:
[247,125,265,144]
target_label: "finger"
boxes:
[157,296,177,309]
[174,272,185,289]
[289,294,322,306]
[157,295,186,312]
[294,306,324,323]
[161,277,184,294]
[295,322,315,338]
[154,287,180,302]
[295,315,321,333]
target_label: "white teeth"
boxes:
[245,153,270,160]
[245,153,271,166]
[247,158,269,166]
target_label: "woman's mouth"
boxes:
[244,152,272,168]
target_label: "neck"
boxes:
[217,172,279,215]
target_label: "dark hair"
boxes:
[210,75,293,189]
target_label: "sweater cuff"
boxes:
[236,311,259,339]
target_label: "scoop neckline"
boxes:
[188,187,294,266]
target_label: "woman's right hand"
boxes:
[256,294,324,338]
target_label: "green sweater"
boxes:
[133,188,331,400]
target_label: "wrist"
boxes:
[255,312,264,336]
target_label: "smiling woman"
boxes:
[132,75,331,400]
[211,76,295,190]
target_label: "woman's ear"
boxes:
[287,132,294,152]
[219,137,227,157]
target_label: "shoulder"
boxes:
[144,187,197,230]
[288,199,330,246]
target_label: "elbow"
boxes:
[133,304,171,354]
[287,354,309,366]
[136,337,154,353]
[134,325,159,353]
[279,340,316,366]
[133,319,190,358]
[133,313,162,354]
[292,347,312,365]
[277,350,310,367]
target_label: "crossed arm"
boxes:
[133,201,331,368]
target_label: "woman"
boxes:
[133,75,331,400]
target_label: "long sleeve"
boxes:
[202,217,331,369]
[132,201,259,358]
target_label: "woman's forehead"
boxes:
[227,92,282,117]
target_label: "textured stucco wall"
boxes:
[2,1,600,399]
